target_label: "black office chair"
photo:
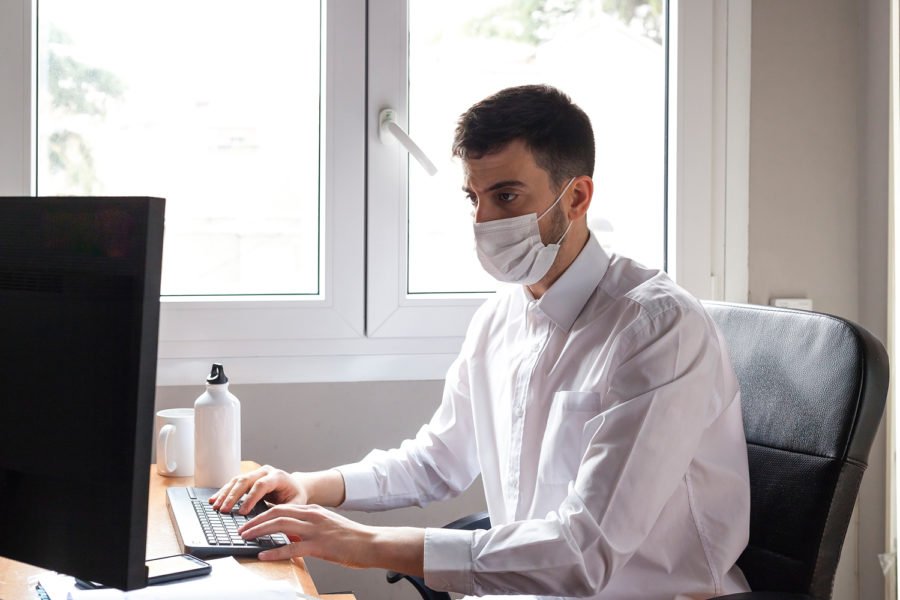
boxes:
[386,302,889,600]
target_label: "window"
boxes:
[368,0,670,338]
[406,0,666,295]
[0,0,736,384]
[36,0,322,297]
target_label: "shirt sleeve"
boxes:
[423,304,741,596]
[336,345,483,512]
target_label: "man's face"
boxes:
[462,139,568,244]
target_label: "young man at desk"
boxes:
[211,84,752,600]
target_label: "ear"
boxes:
[566,176,593,220]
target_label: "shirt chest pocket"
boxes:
[536,391,604,485]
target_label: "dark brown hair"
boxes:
[452,84,595,189]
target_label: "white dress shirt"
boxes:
[338,234,751,600]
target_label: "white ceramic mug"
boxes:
[156,408,195,477]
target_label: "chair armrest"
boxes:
[384,572,450,600]
[385,511,490,600]
[710,593,817,599]
[442,510,490,531]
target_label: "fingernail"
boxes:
[258,551,271,560]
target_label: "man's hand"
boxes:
[209,465,306,514]
[238,504,425,577]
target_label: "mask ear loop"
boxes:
[554,217,575,246]
[538,177,576,246]
[538,177,576,221]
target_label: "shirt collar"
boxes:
[523,233,610,332]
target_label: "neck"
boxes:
[526,224,589,299]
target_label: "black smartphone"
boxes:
[146,553,212,585]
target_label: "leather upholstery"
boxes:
[704,302,888,599]
[386,303,889,600]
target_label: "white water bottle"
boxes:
[193,363,241,488]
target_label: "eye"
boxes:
[466,193,478,207]
[497,192,518,203]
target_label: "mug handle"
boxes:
[158,424,177,473]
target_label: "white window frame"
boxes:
[155,0,369,385]
[888,2,899,598]
[668,0,750,302]
[366,0,487,341]
[0,0,749,385]
[0,0,35,198]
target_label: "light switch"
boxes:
[770,298,814,311]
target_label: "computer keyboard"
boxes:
[166,486,290,557]
[192,495,289,550]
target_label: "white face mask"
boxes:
[473,177,575,285]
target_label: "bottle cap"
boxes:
[207,363,229,385]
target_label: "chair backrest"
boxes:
[702,301,889,599]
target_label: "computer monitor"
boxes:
[0,196,165,591]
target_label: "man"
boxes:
[211,85,751,599]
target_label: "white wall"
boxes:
[749,1,889,598]
[856,1,890,598]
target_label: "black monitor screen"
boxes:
[0,197,164,591]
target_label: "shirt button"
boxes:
[515,405,524,417]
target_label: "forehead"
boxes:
[462,140,548,189]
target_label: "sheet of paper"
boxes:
[34,573,78,600]
[38,557,295,600]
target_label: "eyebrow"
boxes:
[462,180,528,194]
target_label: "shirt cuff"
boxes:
[423,527,476,595]
[333,462,382,510]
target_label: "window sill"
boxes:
[156,337,464,385]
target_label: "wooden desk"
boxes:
[0,462,342,600]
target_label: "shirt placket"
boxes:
[506,300,548,516]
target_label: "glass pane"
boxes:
[408,0,665,294]
[37,0,321,296]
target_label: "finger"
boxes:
[258,541,307,561]
[240,515,302,540]
[240,504,301,529]
[210,479,240,508]
[238,506,278,535]
[240,504,321,532]
[218,480,250,512]
[209,478,237,504]
[211,468,264,503]
[216,471,264,512]
[238,477,272,515]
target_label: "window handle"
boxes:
[379,108,438,175]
